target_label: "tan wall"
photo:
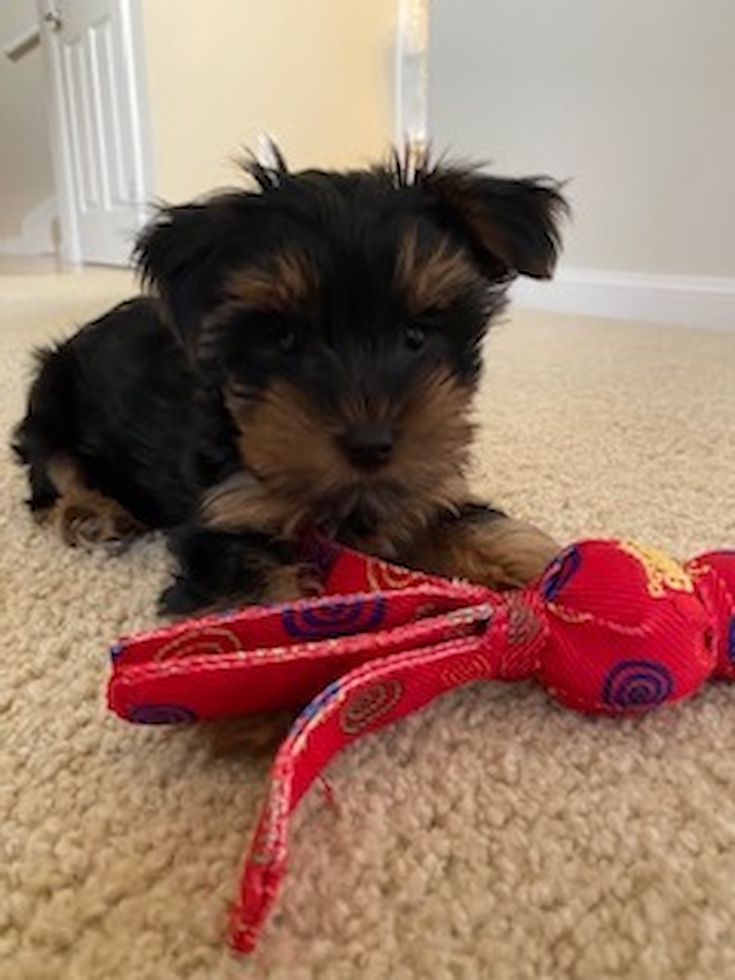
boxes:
[0,0,54,239]
[140,0,397,204]
[429,0,735,279]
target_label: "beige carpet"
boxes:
[3,269,735,980]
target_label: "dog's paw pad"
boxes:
[61,504,104,548]
[57,497,144,552]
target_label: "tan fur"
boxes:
[207,363,557,594]
[44,454,146,552]
[225,248,319,314]
[199,468,296,534]
[421,169,563,280]
[394,227,482,314]
[403,513,560,590]
[265,563,323,603]
[421,171,519,277]
[206,370,477,560]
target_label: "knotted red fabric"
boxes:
[107,535,735,952]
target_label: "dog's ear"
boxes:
[421,166,569,280]
[134,198,254,350]
[135,149,288,349]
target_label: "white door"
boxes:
[39,0,152,266]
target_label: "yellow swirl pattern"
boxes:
[365,557,429,591]
[153,626,243,662]
[619,541,694,598]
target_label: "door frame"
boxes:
[39,0,154,266]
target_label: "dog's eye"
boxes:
[228,382,250,400]
[404,324,427,351]
[276,328,298,354]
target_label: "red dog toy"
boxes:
[107,535,735,952]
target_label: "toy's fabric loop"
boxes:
[109,579,510,723]
[227,590,549,951]
[106,537,735,953]
[230,632,488,951]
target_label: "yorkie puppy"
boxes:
[13,147,568,616]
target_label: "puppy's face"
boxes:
[137,152,567,547]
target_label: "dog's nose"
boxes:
[341,421,394,470]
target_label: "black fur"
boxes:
[161,525,299,614]
[13,150,568,613]
[14,299,197,526]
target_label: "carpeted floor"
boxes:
[3,268,735,980]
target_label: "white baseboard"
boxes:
[511,268,735,331]
[0,197,57,257]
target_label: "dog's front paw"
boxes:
[158,580,211,617]
[54,493,145,554]
[262,563,323,604]
[402,508,560,591]
[159,523,323,617]
[158,563,322,617]
[466,517,560,589]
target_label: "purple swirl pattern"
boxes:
[602,660,674,710]
[541,545,581,602]
[110,642,125,662]
[282,595,386,639]
[127,704,198,724]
